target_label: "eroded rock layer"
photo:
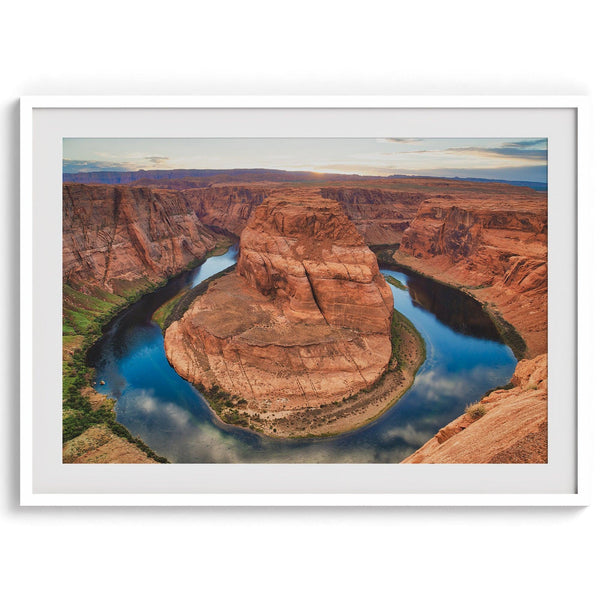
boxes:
[320,187,423,245]
[63,183,222,292]
[164,189,394,413]
[394,194,548,355]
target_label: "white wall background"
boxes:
[1,2,597,598]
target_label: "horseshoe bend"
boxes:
[163,189,425,437]
[61,161,549,464]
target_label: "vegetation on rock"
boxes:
[62,281,170,462]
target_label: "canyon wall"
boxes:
[63,176,549,454]
[63,183,222,293]
[63,180,548,355]
[236,190,394,332]
[320,187,423,245]
[399,197,547,286]
[181,186,269,236]
[395,193,547,356]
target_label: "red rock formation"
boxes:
[395,194,548,355]
[63,183,221,292]
[320,187,423,245]
[237,191,394,332]
[400,198,547,276]
[164,189,394,414]
[182,186,269,236]
[63,176,549,374]
[402,354,548,464]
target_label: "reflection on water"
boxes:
[89,248,516,463]
[406,274,501,341]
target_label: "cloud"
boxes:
[402,165,548,183]
[447,145,547,161]
[145,155,169,166]
[390,142,547,163]
[380,138,423,144]
[415,369,470,402]
[138,394,158,414]
[63,156,170,173]
[62,159,134,173]
[380,424,432,446]
[501,139,547,149]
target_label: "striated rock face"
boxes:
[182,186,269,236]
[320,187,423,245]
[63,183,221,292]
[395,194,548,355]
[402,353,548,464]
[164,189,394,413]
[400,198,547,279]
[236,191,394,333]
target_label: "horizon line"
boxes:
[61,166,548,185]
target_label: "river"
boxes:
[87,246,516,463]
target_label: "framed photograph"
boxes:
[20,96,590,506]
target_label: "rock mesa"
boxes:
[164,189,394,418]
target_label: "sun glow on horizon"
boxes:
[64,137,548,183]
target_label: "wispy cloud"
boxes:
[63,137,549,182]
[380,424,432,446]
[63,156,171,173]
[145,155,169,166]
[63,159,135,173]
[389,140,547,163]
[502,139,547,148]
[380,137,423,144]
[445,145,547,162]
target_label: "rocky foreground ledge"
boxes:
[402,353,548,464]
[165,189,425,437]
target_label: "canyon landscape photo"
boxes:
[62,137,548,464]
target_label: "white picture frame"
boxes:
[20,96,591,506]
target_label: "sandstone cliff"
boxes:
[182,186,269,236]
[64,179,548,336]
[402,353,548,463]
[395,193,547,356]
[62,182,228,463]
[164,189,404,435]
[63,183,223,293]
[320,187,423,245]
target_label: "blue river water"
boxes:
[88,246,516,463]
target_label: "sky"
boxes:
[63,137,548,183]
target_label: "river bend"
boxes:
[88,247,516,463]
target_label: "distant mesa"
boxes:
[63,167,547,191]
[62,168,367,186]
